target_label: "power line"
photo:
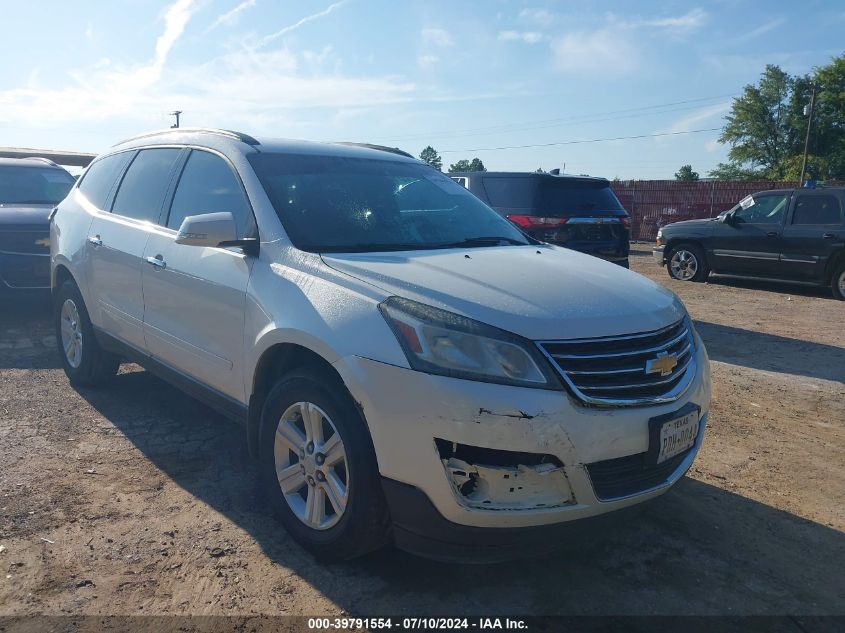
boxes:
[439,127,722,153]
[381,93,737,143]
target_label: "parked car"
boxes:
[450,171,631,267]
[51,129,710,561]
[653,187,845,300]
[0,157,75,291]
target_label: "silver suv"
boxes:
[51,128,710,561]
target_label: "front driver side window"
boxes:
[734,194,788,224]
[168,150,256,238]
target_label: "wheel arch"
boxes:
[247,341,358,459]
[823,248,845,283]
[665,238,711,267]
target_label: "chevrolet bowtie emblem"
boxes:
[645,351,678,377]
[35,238,50,247]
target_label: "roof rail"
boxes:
[337,142,414,159]
[20,156,61,168]
[114,128,260,147]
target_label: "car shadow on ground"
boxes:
[77,369,845,616]
[694,320,845,383]
[0,293,59,369]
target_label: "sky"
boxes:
[1,0,843,178]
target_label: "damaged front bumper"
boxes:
[334,344,710,559]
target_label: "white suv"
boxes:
[51,128,710,561]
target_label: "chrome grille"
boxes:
[538,318,696,407]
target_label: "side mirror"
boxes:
[720,211,735,225]
[175,212,259,255]
[175,212,237,247]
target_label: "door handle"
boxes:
[144,255,166,269]
[87,235,102,247]
[766,231,779,237]
[823,233,835,239]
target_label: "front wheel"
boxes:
[259,368,390,560]
[832,262,845,300]
[54,280,120,386]
[667,244,709,282]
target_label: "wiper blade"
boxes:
[317,243,433,253]
[437,236,527,248]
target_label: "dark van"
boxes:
[451,171,631,267]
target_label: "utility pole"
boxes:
[798,85,817,186]
[170,110,183,129]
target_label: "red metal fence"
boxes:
[610,180,843,242]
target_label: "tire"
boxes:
[832,261,845,301]
[667,243,709,282]
[54,280,120,387]
[259,367,390,560]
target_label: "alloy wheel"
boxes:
[670,249,699,281]
[60,299,83,369]
[839,270,845,297]
[273,401,349,530]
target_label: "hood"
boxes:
[322,245,686,340]
[0,203,53,228]
[661,218,714,233]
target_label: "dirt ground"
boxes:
[1,248,843,618]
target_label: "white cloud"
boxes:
[705,138,722,152]
[551,29,638,73]
[85,23,94,40]
[206,0,257,33]
[417,54,439,69]
[0,0,417,132]
[519,8,555,24]
[607,8,707,37]
[735,17,786,42]
[668,102,731,133]
[498,30,545,44]
[259,0,348,47]
[421,28,453,47]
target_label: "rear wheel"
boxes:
[259,367,390,560]
[832,262,845,300]
[667,243,709,282]
[54,280,120,386]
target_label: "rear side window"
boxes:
[168,150,254,237]
[482,177,623,213]
[111,149,182,223]
[792,194,842,225]
[77,153,132,210]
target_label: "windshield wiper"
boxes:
[313,243,433,253]
[437,236,527,248]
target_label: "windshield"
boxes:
[0,166,75,205]
[248,153,530,253]
[482,176,624,214]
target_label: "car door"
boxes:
[83,148,183,350]
[141,149,257,403]
[779,191,845,281]
[708,192,789,275]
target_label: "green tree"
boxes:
[674,164,700,181]
[717,64,797,180]
[805,54,845,179]
[711,54,845,181]
[448,158,486,173]
[419,145,442,171]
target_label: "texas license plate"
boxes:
[655,410,699,464]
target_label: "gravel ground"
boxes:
[0,249,843,618]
